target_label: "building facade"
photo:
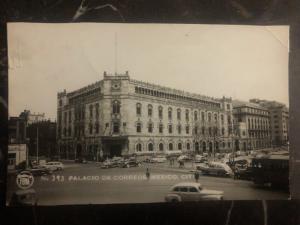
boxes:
[57,72,234,160]
[232,100,272,151]
[250,99,289,146]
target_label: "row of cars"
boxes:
[21,161,64,176]
[100,157,142,168]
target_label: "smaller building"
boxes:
[19,110,46,125]
[232,100,271,151]
[7,144,27,170]
[250,99,289,146]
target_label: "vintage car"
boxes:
[8,189,38,206]
[165,182,224,202]
[196,161,233,177]
[194,155,207,163]
[44,161,64,171]
[150,156,167,163]
[101,158,123,168]
[119,159,142,168]
[29,166,53,176]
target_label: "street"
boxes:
[6,161,289,205]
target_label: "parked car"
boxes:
[44,161,64,171]
[9,189,38,206]
[234,164,253,180]
[75,158,87,163]
[194,155,206,163]
[29,166,52,176]
[101,159,120,168]
[119,159,142,168]
[165,182,224,202]
[177,155,192,162]
[196,161,233,177]
[150,156,167,163]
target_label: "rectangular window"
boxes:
[136,124,141,133]
[168,125,173,134]
[113,123,119,133]
[159,125,163,133]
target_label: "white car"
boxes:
[165,182,224,202]
[150,156,167,163]
[44,161,64,171]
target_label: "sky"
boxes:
[8,23,289,120]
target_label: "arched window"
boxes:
[112,101,120,114]
[136,103,141,115]
[187,142,191,150]
[148,143,154,151]
[136,122,142,133]
[148,104,153,116]
[169,143,173,151]
[159,143,164,151]
[202,126,205,135]
[158,106,163,118]
[177,109,181,120]
[209,127,212,136]
[185,109,189,121]
[208,113,211,122]
[168,107,173,120]
[214,113,218,122]
[222,127,225,135]
[136,143,142,152]
[221,114,224,124]
[178,142,182,150]
[194,111,198,121]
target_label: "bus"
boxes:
[251,154,289,189]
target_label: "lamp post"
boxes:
[36,126,39,165]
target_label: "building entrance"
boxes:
[109,145,122,157]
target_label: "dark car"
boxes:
[234,165,252,180]
[119,159,141,168]
[75,158,87,164]
[29,166,53,176]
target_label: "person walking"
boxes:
[194,170,200,183]
[146,168,150,180]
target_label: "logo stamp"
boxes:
[16,171,34,190]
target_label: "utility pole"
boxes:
[36,126,39,165]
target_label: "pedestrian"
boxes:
[146,168,150,180]
[194,170,200,183]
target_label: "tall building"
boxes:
[250,99,289,146]
[57,72,234,160]
[19,110,46,125]
[232,100,271,151]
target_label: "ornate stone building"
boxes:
[232,100,272,151]
[249,99,289,146]
[57,72,234,160]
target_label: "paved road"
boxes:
[6,162,289,205]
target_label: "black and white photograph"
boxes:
[6,23,289,205]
